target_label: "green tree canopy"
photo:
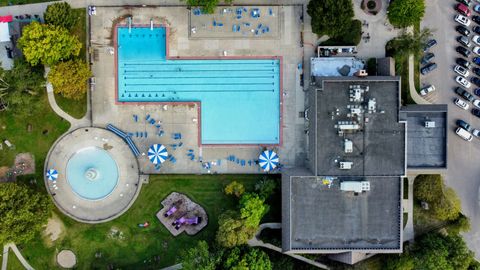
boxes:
[307,0,355,38]
[223,247,272,270]
[1,59,45,116]
[216,211,257,248]
[387,0,425,28]
[414,174,461,221]
[48,59,91,100]
[19,21,81,66]
[177,240,221,270]
[386,28,432,58]
[239,193,269,227]
[254,178,277,199]
[0,183,52,244]
[225,181,245,198]
[44,2,77,30]
[186,0,232,14]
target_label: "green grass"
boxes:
[53,8,88,120]
[0,92,70,185]
[6,250,24,270]
[20,174,281,269]
[396,55,415,105]
[413,202,446,236]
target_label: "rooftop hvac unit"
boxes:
[339,161,353,169]
[340,181,370,192]
[425,121,435,128]
[354,69,368,77]
[344,139,353,153]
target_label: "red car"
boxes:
[457,3,472,17]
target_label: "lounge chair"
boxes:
[146,114,150,120]
[164,206,177,217]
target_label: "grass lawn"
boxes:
[53,8,88,120]
[0,93,70,185]
[6,250,24,270]
[413,202,446,236]
[20,174,281,269]
[396,55,415,105]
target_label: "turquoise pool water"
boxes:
[117,27,280,144]
[66,147,119,200]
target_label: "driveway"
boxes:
[421,0,480,259]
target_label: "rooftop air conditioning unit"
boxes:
[340,181,370,192]
[354,69,368,77]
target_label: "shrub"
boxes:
[224,181,245,198]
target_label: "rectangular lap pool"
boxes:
[116,26,281,145]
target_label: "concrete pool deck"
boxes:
[44,128,141,223]
[89,5,305,174]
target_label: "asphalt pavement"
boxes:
[421,0,480,259]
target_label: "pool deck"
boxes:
[89,5,306,174]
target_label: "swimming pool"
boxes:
[116,26,280,144]
[66,147,119,200]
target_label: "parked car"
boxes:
[455,65,470,76]
[455,86,475,102]
[456,3,472,16]
[455,98,470,109]
[457,75,472,88]
[456,127,474,141]
[472,76,480,86]
[474,46,480,55]
[456,46,471,57]
[457,119,472,131]
[475,4,480,13]
[457,57,471,68]
[421,63,438,75]
[421,53,435,65]
[458,35,472,47]
[456,14,472,26]
[473,108,480,117]
[457,0,472,6]
[423,39,437,52]
[474,88,480,96]
[473,129,480,137]
[474,25,480,34]
[456,25,471,36]
[474,15,480,23]
[474,99,480,108]
[474,57,480,65]
[420,85,436,96]
[473,67,480,76]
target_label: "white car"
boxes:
[474,99,480,108]
[473,129,480,137]
[456,75,472,88]
[473,46,480,55]
[420,85,435,96]
[455,14,472,26]
[454,65,470,77]
[455,98,470,110]
[473,35,480,46]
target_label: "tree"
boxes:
[414,174,461,221]
[239,193,269,227]
[216,211,257,248]
[177,240,221,270]
[0,183,52,244]
[223,247,272,270]
[384,254,414,270]
[413,233,475,270]
[387,0,425,28]
[44,2,77,31]
[2,59,45,116]
[186,0,233,14]
[386,28,432,58]
[19,21,81,66]
[225,181,245,198]
[48,60,91,100]
[307,0,355,38]
[254,178,277,199]
[447,214,471,235]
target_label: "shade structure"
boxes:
[46,169,58,181]
[148,144,168,164]
[258,150,279,171]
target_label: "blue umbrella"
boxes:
[46,169,58,181]
[148,144,168,164]
[258,150,279,172]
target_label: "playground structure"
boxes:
[156,192,207,236]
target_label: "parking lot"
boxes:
[421,0,480,258]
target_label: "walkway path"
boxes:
[44,68,91,130]
[248,223,330,270]
[403,177,415,242]
[1,243,34,270]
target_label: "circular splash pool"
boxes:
[66,147,119,200]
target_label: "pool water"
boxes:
[66,147,119,200]
[117,26,280,144]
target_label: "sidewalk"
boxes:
[1,243,34,270]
